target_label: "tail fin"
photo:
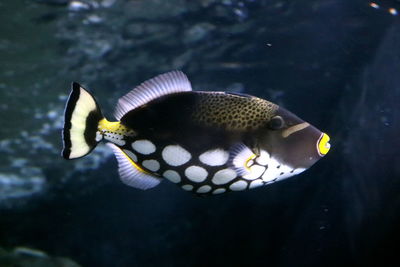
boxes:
[62,82,104,159]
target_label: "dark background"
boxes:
[0,0,399,266]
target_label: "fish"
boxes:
[61,71,330,195]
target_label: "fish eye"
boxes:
[268,116,284,130]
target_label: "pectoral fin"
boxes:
[228,143,256,176]
[228,143,267,180]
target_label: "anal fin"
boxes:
[107,143,161,190]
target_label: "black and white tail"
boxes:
[62,82,103,159]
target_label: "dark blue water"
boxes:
[1,0,399,266]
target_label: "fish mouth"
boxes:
[317,132,331,156]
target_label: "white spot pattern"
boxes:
[197,185,212,193]
[212,169,237,185]
[163,170,181,183]
[249,179,264,189]
[276,164,293,180]
[142,159,160,172]
[114,139,126,146]
[276,168,306,182]
[243,165,265,180]
[229,180,247,191]
[256,150,270,165]
[95,131,103,142]
[132,140,156,155]
[162,145,191,166]
[262,157,286,182]
[182,184,193,191]
[104,133,125,146]
[212,188,226,195]
[292,168,306,175]
[199,149,229,166]
[184,166,208,183]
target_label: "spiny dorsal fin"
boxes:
[114,71,192,120]
[107,143,161,190]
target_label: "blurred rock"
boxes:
[122,0,187,20]
[339,21,400,263]
[68,1,91,12]
[183,23,216,44]
[0,172,45,201]
[32,0,69,6]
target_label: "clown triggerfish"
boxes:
[62,71,330,195]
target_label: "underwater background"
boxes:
[0,0,399,266]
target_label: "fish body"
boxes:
[62,71,330,195]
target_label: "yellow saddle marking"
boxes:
[98,118,135,136]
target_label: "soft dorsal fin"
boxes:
[114,71,192,120]
[107,143,161,190]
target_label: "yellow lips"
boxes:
[317,133,331,156]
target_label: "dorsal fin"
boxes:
[114,71,192,120]
[107,143,161,190]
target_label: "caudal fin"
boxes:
[62,82,103,159]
